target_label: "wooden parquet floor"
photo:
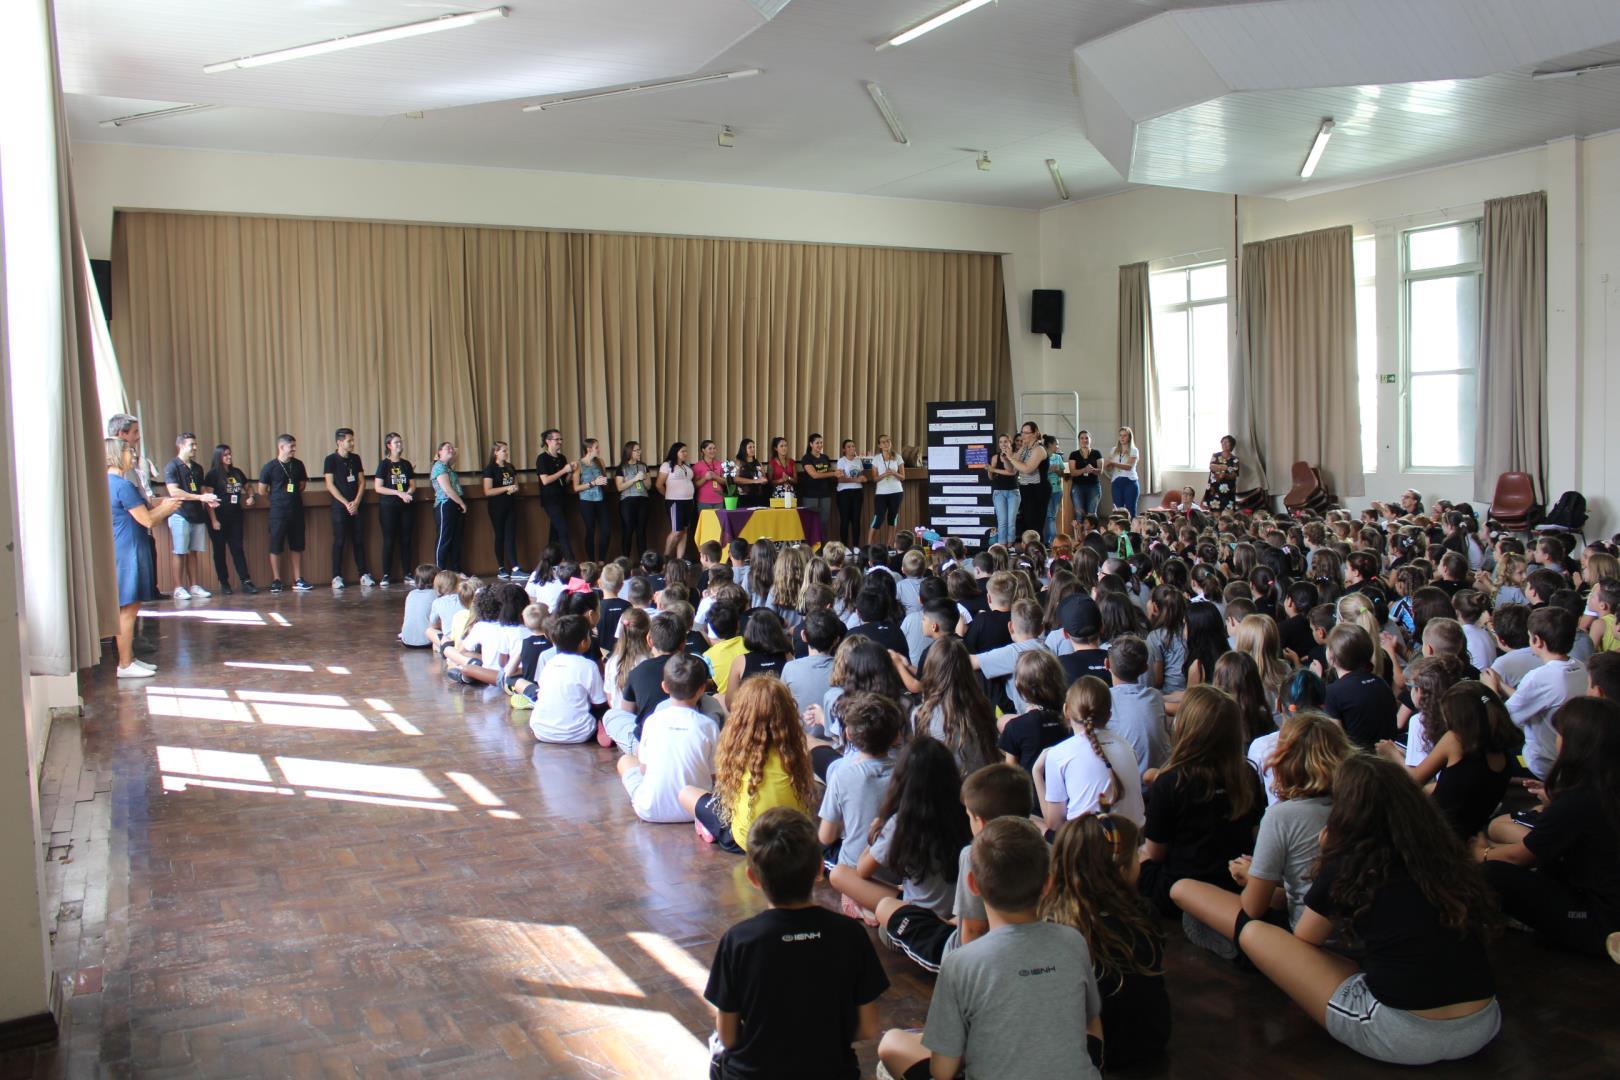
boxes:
[2,590,1618,1078]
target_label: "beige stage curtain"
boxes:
[1116,263,1159,493]
[112,212,1012,471]
[1474,192,1547,503]
[1234,225,1361,496]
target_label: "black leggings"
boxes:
[1484,860,1617,957]
[580,500,609,562]
[329,506,368,579]
[541,499,573,559]
[1015,483,1049,539]
[435,502,465,571]
[487,495,518,571]
[870,491,902,530]
[619,497,649,559]
[835,490,864,548]
[379,501,413,581]
[210,513,250,587]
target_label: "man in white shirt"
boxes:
[616,654,718,822]
[528,615,606,743]
[1483,608,1586,779]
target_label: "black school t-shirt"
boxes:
[164,458,207,523]
[963,609,1013,654]
[516,634,551,683]
[1278,613,1316,662]
[625,654,673,738]
[997,709,1069,774]
[535,452,570,505]
[1524,787,1620,917]
[1305,861,1495,1010]
[846,620,907,658]
[204,466,249,516]
[1143,765,1265,895]
[1069,449,1103,488]
[798,454,834,499]
[483,462,518,505]
[376,458,414,497]
[598,598,630,644]
[322,452,365,502]
[1060,647,1111,686]
[704,905,888,1080]
[1324,670,1399,749]
[258,457,308,510]
[1094,910,1171,1071]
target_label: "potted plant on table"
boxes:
[721,459,740,510]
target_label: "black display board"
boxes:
[924,400,996,548]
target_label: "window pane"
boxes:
[1409,372,1476,469]
[1408,275,1478,372]
[1160,388,1190,468]
[1353,235,1376,281]
[1153,309,1189,388]
[1406,222,1479,272]
[1190,301,1229,464]
[1357,281,1378,470]
[1189,263,1227,302]
[1150,270,1187,306]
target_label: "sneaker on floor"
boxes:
[116,663,155,679]
[171,586,191,601]
[379,576,393,587]
[496,569,510,580]
[269,580,284,594]
[242,581,259,595]
[130,658,156,672]
[360,574,375,587]
[510,566,523,579]
[331,576,345,591]
[1182,911,1238,961]
[294,579,313,591]
[220,584,233,596]
[189,584,211,598]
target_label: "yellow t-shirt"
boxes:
[726,751,808,852]
[1599,613,1619,653]
[704,636,748,694]
[449,608,473,647]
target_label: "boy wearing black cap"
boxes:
[1058,594,1110,686]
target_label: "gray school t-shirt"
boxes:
[783,653,835,717]
[1109,683,1169,774]
[868,817,954,917]
[1248,795,1331,927]
[817,755,895,869]
[923,921,1103,1080]
[940,845,981,961]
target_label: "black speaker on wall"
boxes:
[1031,288,1062,349]
[90,259,112,321]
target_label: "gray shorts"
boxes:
[1324,972,1501,1065]
[168,516,207,554]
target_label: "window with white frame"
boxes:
[1149,262,1229,470]
[1402,221,1481,469]
[1354,235,1377,471]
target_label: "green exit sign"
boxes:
[1380,373,1397,383]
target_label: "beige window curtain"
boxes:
[1233,225,1361,496]
[112,212,1012,471]
[1473,191,1547,503]
[1116,263,1159,493]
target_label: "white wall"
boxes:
[70,142,1047,402]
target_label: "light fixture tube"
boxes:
[879,0,997,49]
[1530,59,1620,80]
[1045,158,1069,200]
[99,103,218,128]
[204,6,508,73]
[522,68,763,112]
[864,82,910,145]
[1299,118,1334,179]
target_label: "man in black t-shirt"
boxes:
[258,434,312,592]
[323,427,372,590]
[163,433,220,600]
[534,428,575,559]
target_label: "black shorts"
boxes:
[886,903,954,973]
[693,793,744,854]
[267,506,305,554]
[1510,807,1544,829]
[811,744,842,781]
[668,499,696,533]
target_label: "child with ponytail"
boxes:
[1035,676,1144,830]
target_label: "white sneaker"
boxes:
[189,584,212,598]
[332,577,345,591]
[131,658,156,671]
[171,586,191,601]
[360,574,375,587]
[117,663,155,679]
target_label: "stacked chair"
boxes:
[1487,472,1542,533]
[1283,461,1333,515]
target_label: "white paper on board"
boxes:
[927,446,960,471]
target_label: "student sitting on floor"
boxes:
[783,609,844,718]
[877,817,1104,1080]
[1036,675,1144,829]
[995,649,1069,777]
[1040,814,1170,1072]
[1106,635,1169,774]
[447,582,529,686]
[442,585,501,682]
[827,736,971,969]
[681,677,816,854]
[399,564,440,648]
[1323,624,1399,750]
[500,603,553,704]
[1385,680,1520,841]
[616,653,719,824]
[816,692,902,894]
[425,572,469,654]
[703,601,747,697]
[1482,606,1587,779]
[704,807,888,1080]
[526,615,607,744]
[613,613,687,751]
[1236,754,1503,1066]
[1390,655,1462,768]
[1486,603,1541,689]
[598,607,651,748]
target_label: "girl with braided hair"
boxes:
[1035,676,1144,830]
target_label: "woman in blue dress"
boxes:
[107,439,181,678]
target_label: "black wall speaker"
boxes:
[1031,288,1062,349]
[90,259,112,321]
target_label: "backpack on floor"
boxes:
[1542,491,1588,532]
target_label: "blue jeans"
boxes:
[1044,487,1060,544]
[992,488,1019,545]
[1111,476,1139,516]
[1071,483,1100,521]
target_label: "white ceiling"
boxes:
[57,0,1620,210]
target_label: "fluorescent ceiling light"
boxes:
[204,6,507,73]
[879,0,997,49]
[1046,158,1069,201]
[522,68,763,112]
[864,82,909,145]
[99,103,217,128]
[1299,118,1334,179]
[1531,59,1620,80]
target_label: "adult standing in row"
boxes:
[659,442,695,559]
[375,433,415,585]
[574,438,612,562]
[164,433,219,599]
[324,427,372,590]
[204,444,256,595]
[259,434,313,592]
[867,434,906,549]
[798,434,836,531]
[987,432,1019,547]
[535,428,575,559]
[693,441,727,519]
[833,439,868,550]
[1012,421,1050,538]
[107,439,181,678]
[1042,434,1063,543]
[1106,425,1141,516]
[483,441,521,579]
[734,439,769,508]
[108,414,162,601]
[432,441,467,572]
[768,437,796,502]
[1068,429,1103,526]
[1206,435,1240,511]
[616,440,651,556]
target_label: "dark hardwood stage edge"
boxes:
[3,595,1617,1078]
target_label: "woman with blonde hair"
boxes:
[1234,613,1293,704]
[679,677,816,853]
[1336,591,1389,680]
[1104,425,1141,516]
[106,439,182,678]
